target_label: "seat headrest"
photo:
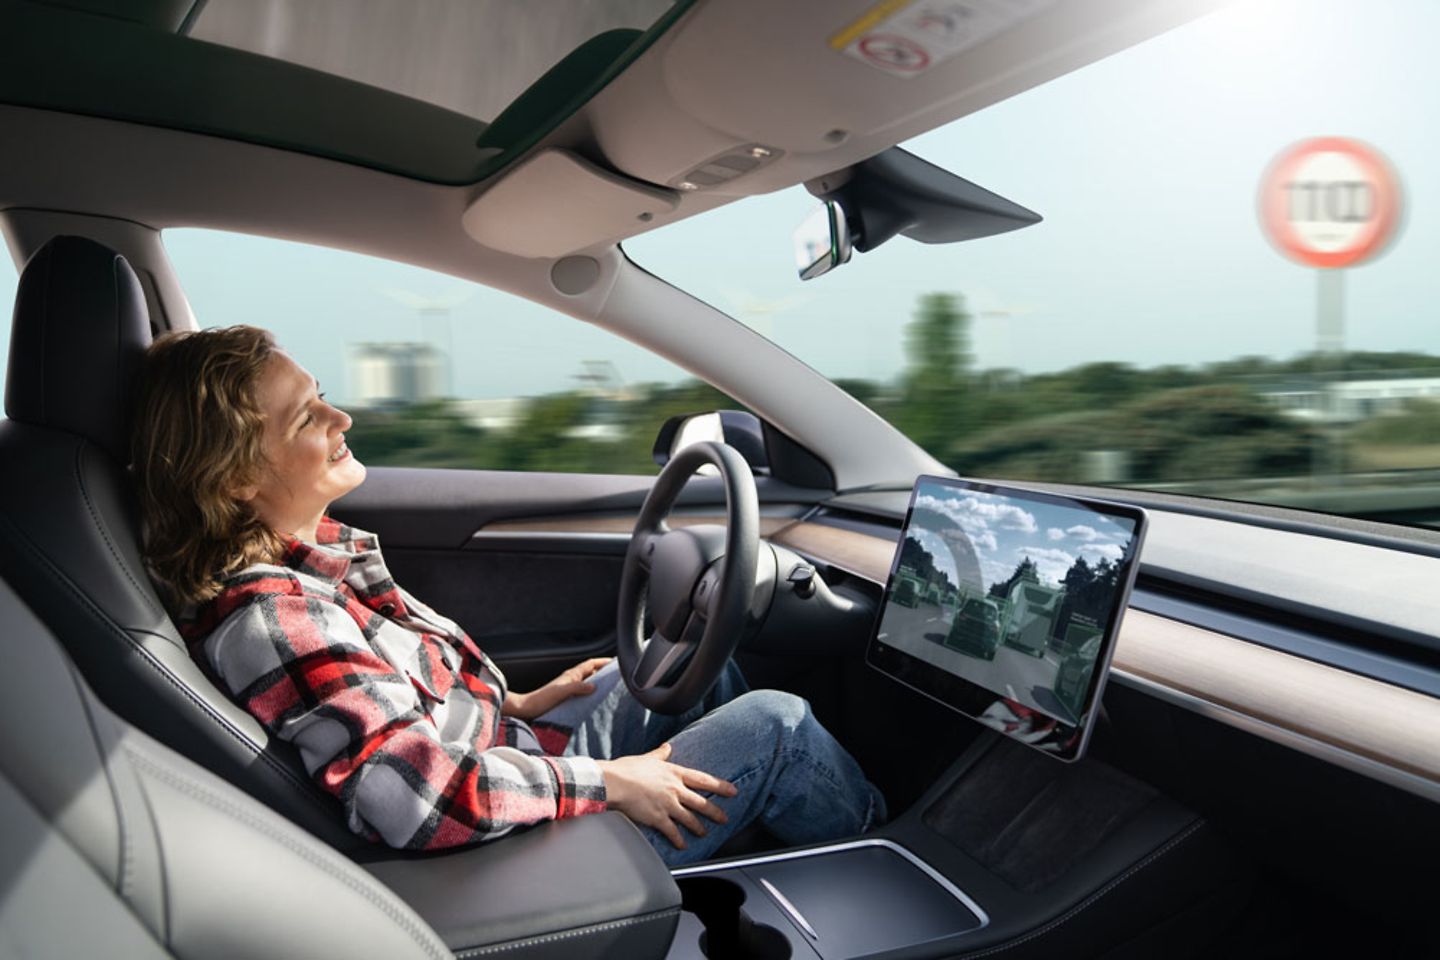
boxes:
[5,235,153,461]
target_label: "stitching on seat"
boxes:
[0,509,335,819]
[73,440,164,618]
[454,909,680,958]
[66,657,135,901]
[956,819,1207,960]
[124,744,451,960]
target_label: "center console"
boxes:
[669,839,985,959]
[663,730,1245,960]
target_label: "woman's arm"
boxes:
[201,591,606,850]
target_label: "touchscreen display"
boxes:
[866,476,1146,762]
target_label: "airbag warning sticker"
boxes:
[832,0,1059,79]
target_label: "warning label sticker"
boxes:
[832,0,1060,79]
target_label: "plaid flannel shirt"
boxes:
[178,517,607,850]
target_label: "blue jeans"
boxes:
[539,660,886,866]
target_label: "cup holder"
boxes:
[678,877,792,960]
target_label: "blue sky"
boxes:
[3,0,1435,405]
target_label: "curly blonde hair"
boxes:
[132,325,287,607]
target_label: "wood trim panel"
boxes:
[1114,609,1440,787]
[769,521,896,582]
[483,515,796,537]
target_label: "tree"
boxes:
[893,293,974,454]
[990,557,1039,598]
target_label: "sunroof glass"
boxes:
[189,0,676,122]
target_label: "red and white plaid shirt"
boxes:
[178,517,606,850]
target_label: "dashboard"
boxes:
[484,493,1440,806]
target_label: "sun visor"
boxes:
[462,149,679,258]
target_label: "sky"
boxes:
[911,481,1137,588]
[2,0,1436,405]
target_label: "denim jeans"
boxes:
[539,660,886,866]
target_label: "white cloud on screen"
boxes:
[964,529,999,552]
[916,494,1038,535]
[1047,528,1065,541]
[1080,542,1124,561]
[1016,546,1076,585]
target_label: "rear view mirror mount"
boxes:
[805,146,1042,256]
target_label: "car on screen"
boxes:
[2,0,1439,958]
[944,596,1002,661]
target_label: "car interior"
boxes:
[3,1,1439,958]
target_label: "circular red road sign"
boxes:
[1258,137,1401,269]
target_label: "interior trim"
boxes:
[671,837,991,931]
[768,519,895,582]
[1112,610,1440,801]
[1110,668,1440,804]
[489,515,1440,801]
[483,515,797,536]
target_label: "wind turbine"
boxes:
[725,289,808,342]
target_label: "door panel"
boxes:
[332,466,827,691]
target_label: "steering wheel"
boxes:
[616,441,759,715]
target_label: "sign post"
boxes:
[1258,137,1403,492]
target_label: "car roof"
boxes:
[1,0,1231,258]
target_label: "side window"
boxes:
[164,230,737,474]
[0,247,16,400]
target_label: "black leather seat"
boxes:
[0,574,455,959]
[0,235,359,850]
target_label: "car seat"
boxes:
[0,573,454,959]
[0,234,360,849]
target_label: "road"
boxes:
[875,600,1077,724]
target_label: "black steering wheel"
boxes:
[616,441,759,715]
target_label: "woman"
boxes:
[131,324,884,865]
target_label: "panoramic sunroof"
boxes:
[0,0,686,184]
[189,0,675,123]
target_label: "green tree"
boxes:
[990,556,1039,598]
[893,293,974,454]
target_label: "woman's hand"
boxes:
[502,657,612,720]
[597,743,739,850]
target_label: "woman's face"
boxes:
[236,350,366,540]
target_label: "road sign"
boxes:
[1258,137,1401,269]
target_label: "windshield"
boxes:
[627,0,1440,528]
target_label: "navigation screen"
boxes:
[866,477,1146,762]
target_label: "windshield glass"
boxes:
[627,0,1440,528]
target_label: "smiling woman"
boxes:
[233,348,368,545]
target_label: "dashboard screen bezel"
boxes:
[865,475,1148,763]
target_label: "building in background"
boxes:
[1261,376,1440,423]
[349,342,445,407]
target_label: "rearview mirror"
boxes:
[793,201,853,281]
